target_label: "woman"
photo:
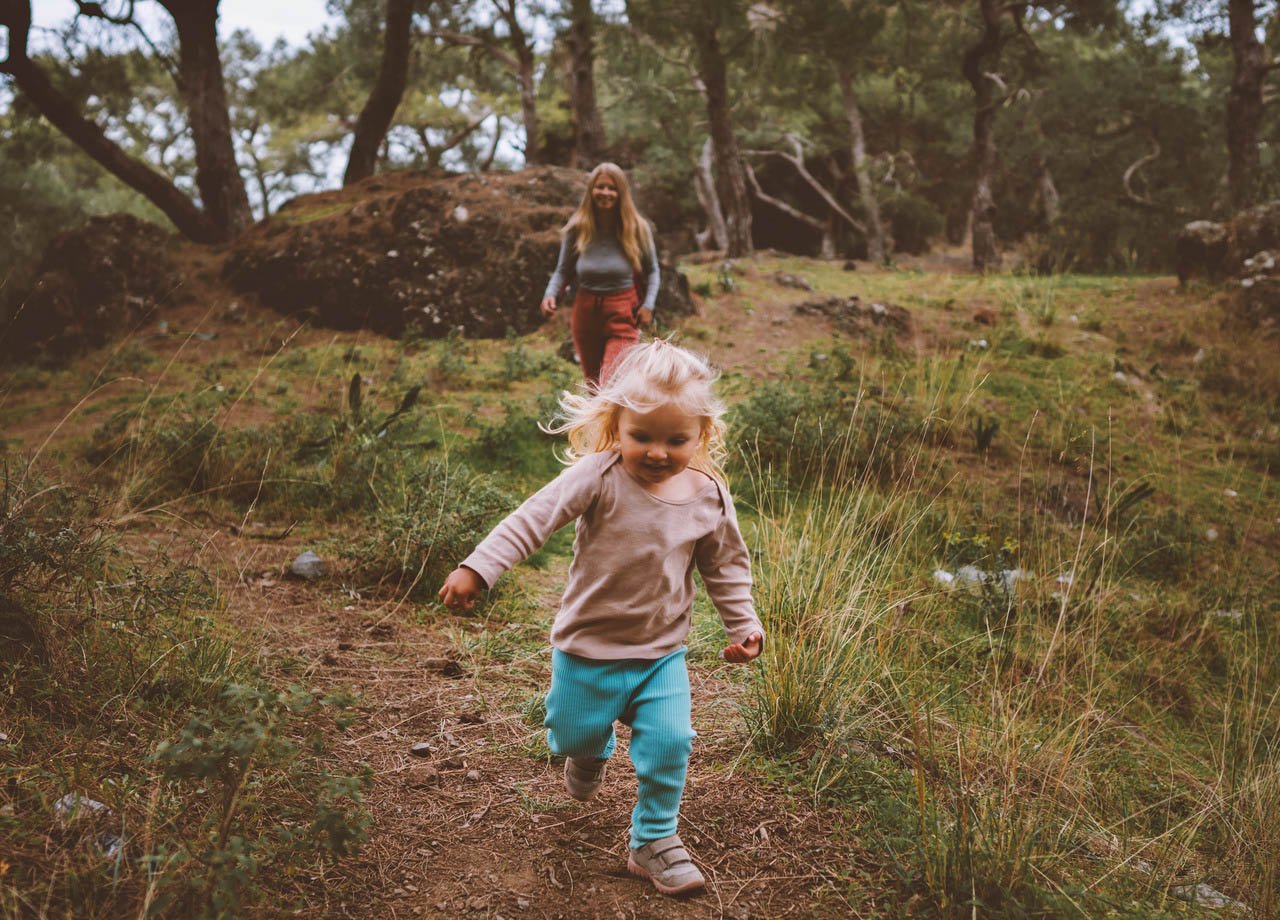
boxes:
[541,163,660,386]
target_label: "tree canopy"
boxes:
[2,0,1278,276]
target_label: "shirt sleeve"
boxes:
[641,230,660,312]
[543,233,576,302]
[461,454,603,589]
[694,488,764,646]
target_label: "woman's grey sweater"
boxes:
[544,230,661,311]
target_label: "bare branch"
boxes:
[745,133,867,235]
[424,28,519,72]
[1123,130,1161,207]
[74,1,135,26]
[744,161,824,231]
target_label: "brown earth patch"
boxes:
[184,531,882,918]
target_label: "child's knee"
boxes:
[544,711,615,758]
[636,727,695,772]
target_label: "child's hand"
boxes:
[722,632,763,664]
[438,566,484,611]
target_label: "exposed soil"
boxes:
[196,532,882,919]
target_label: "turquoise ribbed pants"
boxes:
[545,647,695,849]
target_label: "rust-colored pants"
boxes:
[571,286,640,386]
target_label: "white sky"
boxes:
[29,0,337,50]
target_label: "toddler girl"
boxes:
[438,339,763,896]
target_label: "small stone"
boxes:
[1223,488,1238,498]
[516,898,530,909]
[1206,527,1219,540]
[289,551,326,580]
[1170,882,1249,911]
[452,205,470,222]
[465,769,481,782]
[54,793,109,822]
[409,742,434,757]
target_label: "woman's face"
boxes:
[591,174,619,212]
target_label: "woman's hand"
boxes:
[539,295,557,318]
[438,566,485,611]
[635,306,653,326]
[722,632,763,664]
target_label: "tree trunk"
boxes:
[693,22,752,257]
[494,1,542,165]
[161,0,253,237]
[963,0,1004,272]
[566,0,607,168]
[515,46,541,164]
[837,65,888,263]
[694,137,728,251]
[344,0,415,185]
[0,0,219,241]
[1226,0,1268,210]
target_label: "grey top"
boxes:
[544,229,661,311]
[461,451,762,660]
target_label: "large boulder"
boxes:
[0,215,179,360]
[224,166,694,339]
[1175,220,1229,284]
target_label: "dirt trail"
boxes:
[206,537,873,919]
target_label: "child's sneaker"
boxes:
[627,835,706,896]
[563,757,607,801]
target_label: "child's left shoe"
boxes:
[627,835,706,896]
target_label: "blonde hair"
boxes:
[545,340,729,484]
[562,162,654,272]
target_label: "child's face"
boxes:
[617,404,703,486]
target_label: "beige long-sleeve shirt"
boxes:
[461,451,763,660]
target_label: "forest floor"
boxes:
[4,241,1278,919]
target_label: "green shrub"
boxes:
[882,191,945,256]
[730,379,919,488]
[344,460,516,600]
[1,465,369,917]
[148,683,369,917]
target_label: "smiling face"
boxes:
[591,174,619,212]
[617,404,703,488]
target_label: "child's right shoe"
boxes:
[563,757,607,801]
[627,835,706,896]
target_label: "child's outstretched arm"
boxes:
[438,566,485,611]
[437,453,607,606]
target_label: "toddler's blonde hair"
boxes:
[546,340,728,484]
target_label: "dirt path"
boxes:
[201,535,879,919]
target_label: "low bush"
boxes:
[1,466,369,917]
[344,460,516,600]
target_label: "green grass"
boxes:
[2,253,1277,914]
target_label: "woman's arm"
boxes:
[542,232,576,316]
[640,229,660,314]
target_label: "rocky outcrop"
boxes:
[224,166,694,339]
[0,215,180,359]
[1176,202,1280,330]
[1175,220,1230,284]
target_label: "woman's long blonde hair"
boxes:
[545,340,728,484]
[562,162,654,272]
